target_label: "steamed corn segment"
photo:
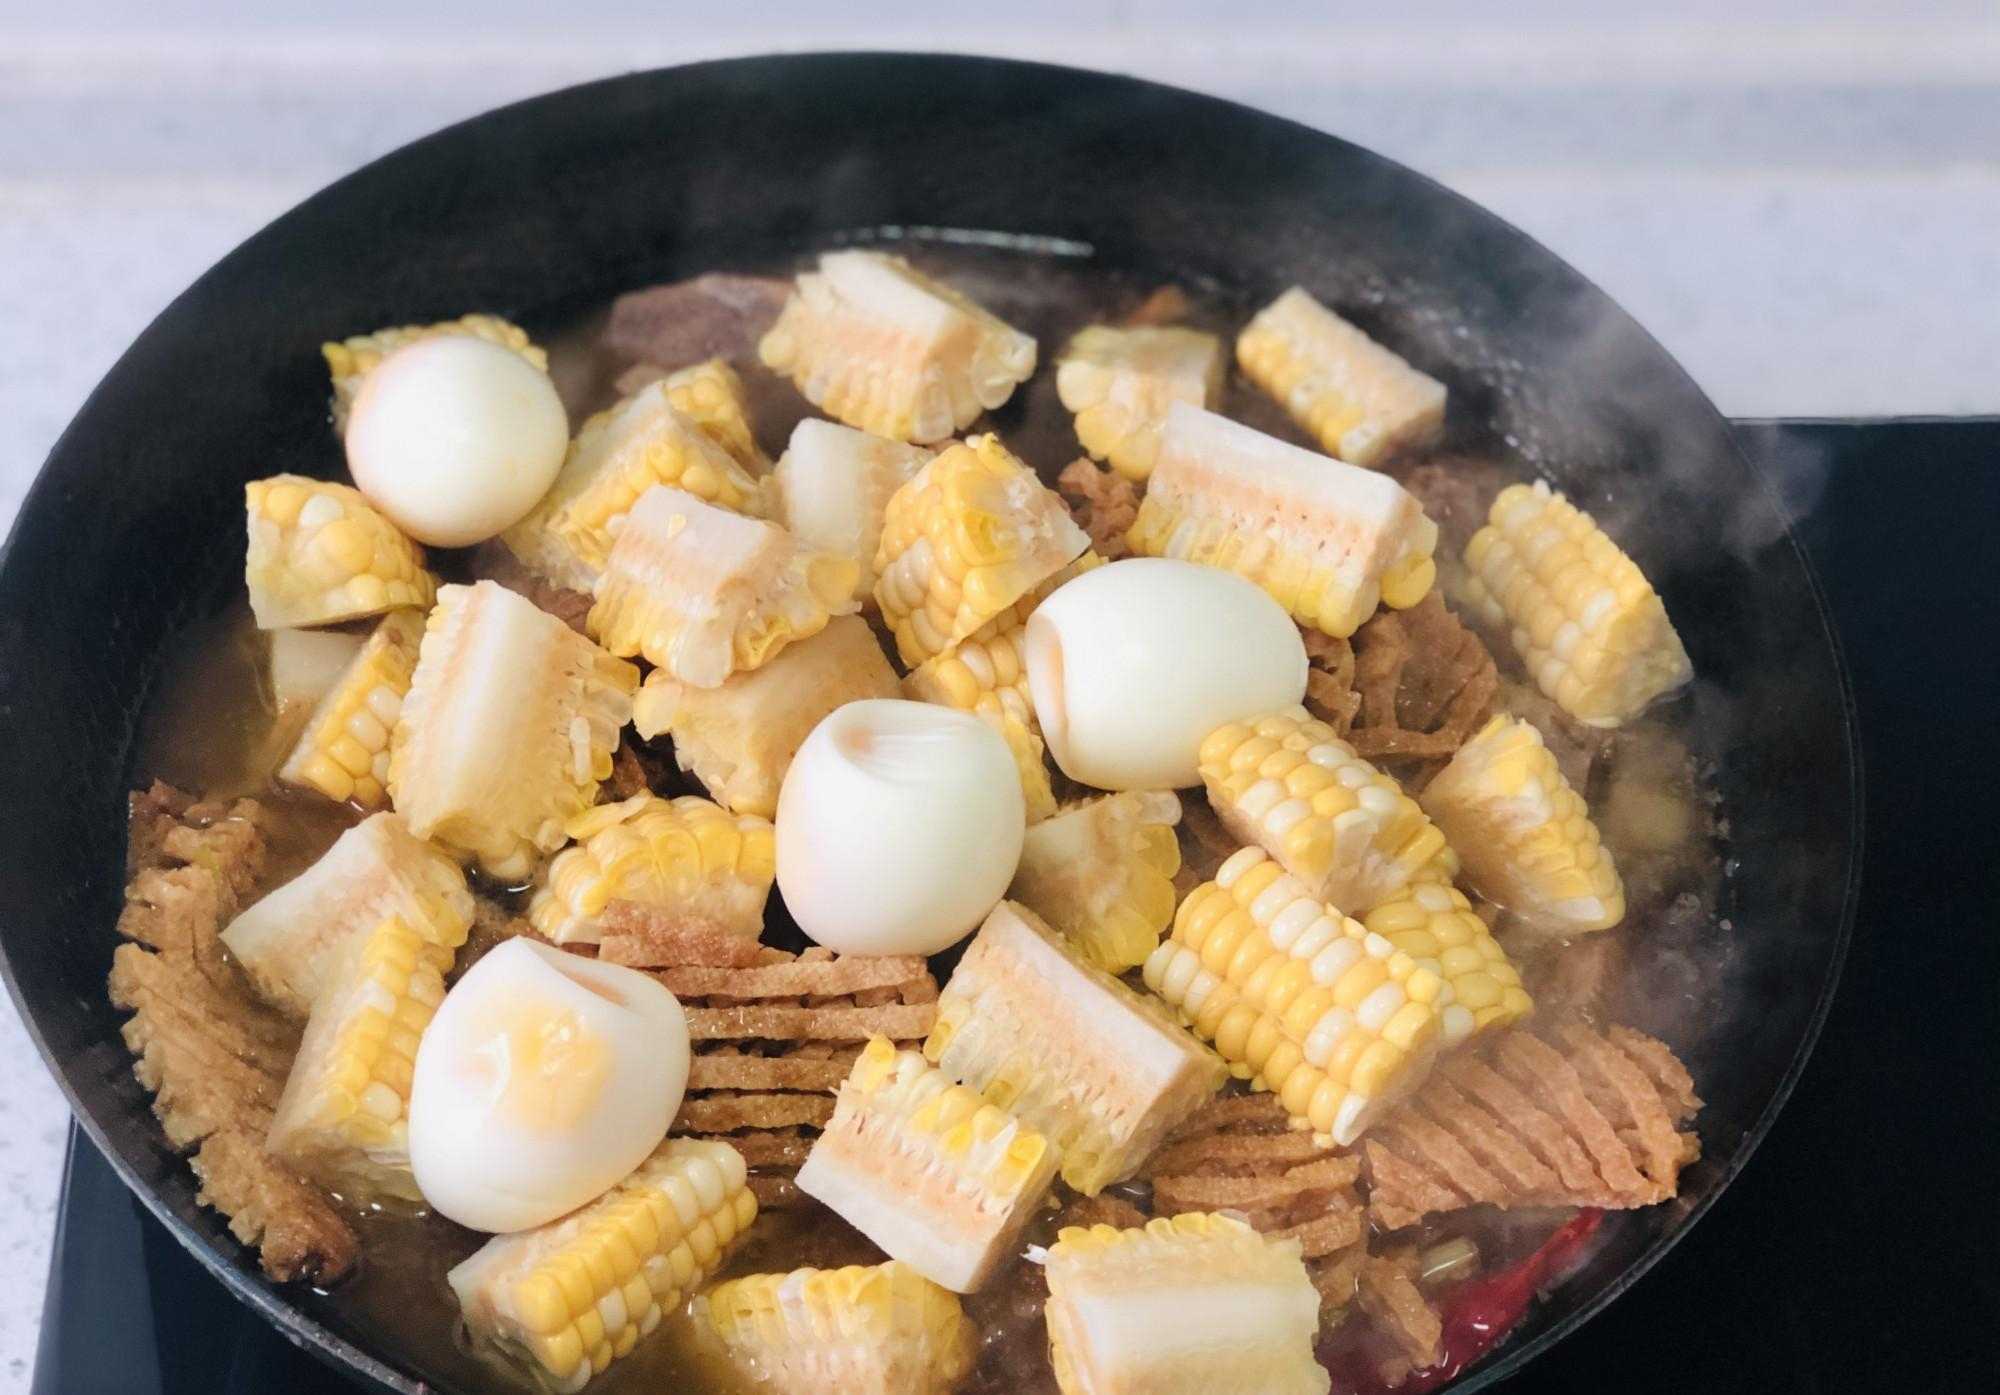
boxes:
[389,581,638,880]
[527,794,776,947]
[1142,847,1450,1145]
[449,1138,758,1394]
[244,476,435,629]
[772,419,934,604]
[874,435,1090,666]
[323,312,544,432]
[266,914,445,1202]
[1127,404,1438,639]
[632,613,899,818]
[278,609,426,808]
[1055,325,1225,481]
[925,901,1224,1195]
[796,1039,1060,1293]
[904,620,1057,821]
[692,1260,976,1395]
[588,486,859,688]
[1236,288,1445,467]
[658,357,769,475]
[1418,714,1625,935]
[1461,481,1693,727]
[759,250,1037,443]
[1043,1212,1328,1395]
[1009,792,1182,973]
[220,811,472,1019]
[1361,866,1531,1043]
[1199,708,1446,914]
[501,381,764,593]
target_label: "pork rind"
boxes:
[107,784,358,1283]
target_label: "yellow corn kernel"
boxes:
[1126,403,1437,638]
[1461,480,1693,727]
[692,1260,975,1395]
[796,1039,1060,1293]
[1236,286,1445,468]
[277,609,425,808]
[759,249,1036,443]
[874,435,1089,666]
[1418,714,1625,937]
[322,312,544,431]
[903,619,1036,731]
[1055,325,1225,481]
[244,476,434,629]
[527,794,775,947]
[1361,871,1531,1042]
[657,357,768,475]
[450,1138,757,1393]
[1009,792,1182,974]
[1199,708,1446,914]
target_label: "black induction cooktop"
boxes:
[32,420,1999,1394]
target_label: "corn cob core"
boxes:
[925,901,1224,1195]
[1461,481,1693,727]
[796,1038,1060,1293]
[389,581,638,880]
[220,811,471,1019]
[279,609,425,808]
[773,418,935,604]
[759,250,1037,443]
[449,1138,758,1394]
[692,1260,976,1395]
[1236,286,1446,468]
[1361,876,1532,1042]
[1043,1212,1328,1395]
[1142,847,1450,1145]
[1126,403,1438,639]
[244,476,435,629]
[323,313,543,432]
[588,486,859,688]
[874,435,1091,666]
[1009,791,1183,973]
[1418,714,1625,935]
[266,914,445,1202]
[657,357,769,475]
[501,381,764,593]
[1055,325,1225,481]
[1199,708,1446,915]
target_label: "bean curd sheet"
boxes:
[129,239,1729,1394]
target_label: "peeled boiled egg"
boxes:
[776,699,1025,956]
[1025,557,1308,790]
[344,336,568,547]
[407,938,689,1232]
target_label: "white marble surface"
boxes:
[2,3,1996,1386]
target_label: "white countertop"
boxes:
[2,3,1996,1386]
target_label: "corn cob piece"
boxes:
[1460,480,1693,727]
[774,418,936,606]
[1128,403,1439,639]
[1142,847,1450,1145]
[691,1260,976,1395]
[277,609,425,808]
[633,613,899,819]
[244,476,435,629]
[221,812,471,1019]
[925,901,1223,1195]
[527,794,775,952]
[265,914,445,1202]
[449,1137,758,1394]
[588,486,859,688]
[797,1038,1059,1292]
[1236,286,1446,467]
[389,581,638,880]
[1199,708,1447,915]
[902,619,1058,822]
[268,627,365,714]
[323,312,544,432]
[1009,791,1182,973]
[1056,325,1225,481]
[875,435,1090,666]
[1361,863,1532,1044]
[1417,714,1625,936]
[501,381,764,593]
[658,356,769,475]
[1043,1211,1328,1395]
[759,250,1037,443]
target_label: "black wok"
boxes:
[0,53,1857,1393]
